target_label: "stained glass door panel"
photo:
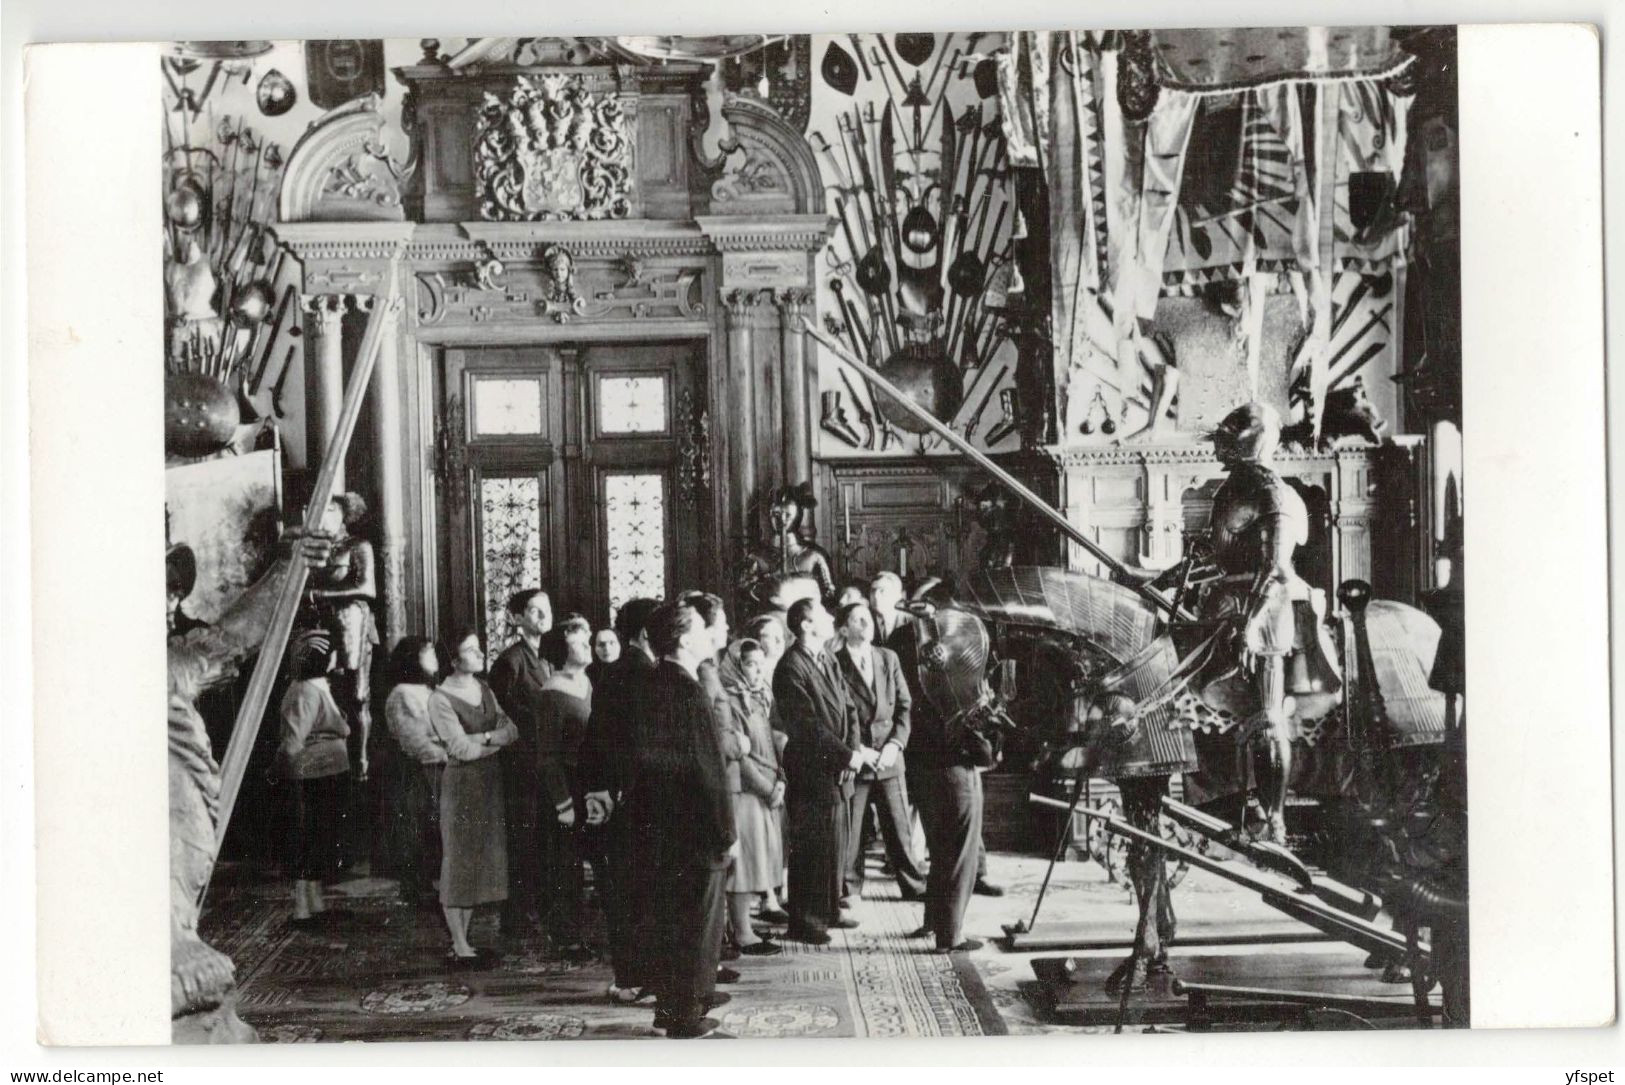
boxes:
[477,475,546,649]
[601,471,669,622]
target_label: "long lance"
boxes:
[802,318,1193,621]
[201,251,405,907]
[1029,794,1419,961]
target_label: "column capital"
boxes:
[773,287,815,315]
[300,293,347,325]
[722,288,772,323]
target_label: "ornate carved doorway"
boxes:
[437,339,706,645]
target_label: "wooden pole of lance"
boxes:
[800,317,1194,622]
[201,255,404,905]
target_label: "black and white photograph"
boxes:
[9,6,1616,1063]
[150,27,1475,1043]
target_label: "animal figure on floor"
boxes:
[796,322,1446,994]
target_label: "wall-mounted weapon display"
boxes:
[811,33,1018,449]
[162,46,290,455]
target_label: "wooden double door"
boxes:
[437,339,707,648]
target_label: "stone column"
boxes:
[723,289,765,534]
[301,293,348,491]
[775,287,815,487]
[355,294,407,647]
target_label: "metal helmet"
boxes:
[1209,401,1281,464]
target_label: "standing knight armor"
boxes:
[1190,402,1340,842]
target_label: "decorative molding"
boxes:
[676,388,710,507]
[306,265,383,291]
[1042,436,1423,469]
[435,392,468,506]
[279,95,414,224]
[696,214,835,254]
[276,222,719,265]
[474,74,634,222]
[415,256,705,328]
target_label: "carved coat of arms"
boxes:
[475,74,634,221]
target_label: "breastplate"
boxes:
[1209,465,1307,575]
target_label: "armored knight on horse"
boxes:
[801,320,1446,997]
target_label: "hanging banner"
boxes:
[1148,26,1407,90]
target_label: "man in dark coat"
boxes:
[775,597,869,944]
[833,601,926,902]
[883,594,986,953]
[624,603,737,1040]
[488,588,553,942]
[581,597,662,1002]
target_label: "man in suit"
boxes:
[775,597,870,944]
[871,572,1004,899]
[877,580,986,953]
[487,587,553,942]
[834,602,926,903]
[580,597,662,1003]
[624,603,737,1040]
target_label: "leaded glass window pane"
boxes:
[597,375,668,435]
[480,476,542,648]
[604,473,667,621]
[472,377,544,436]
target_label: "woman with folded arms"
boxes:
[427,631,518,965]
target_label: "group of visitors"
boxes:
[267,521,1005,1039]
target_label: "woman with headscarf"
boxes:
[276,629,350,927]
[717,638,785,956]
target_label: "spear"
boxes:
[802,316,1192,619]
[203,252,407,906]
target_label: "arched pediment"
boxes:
[278,95,413,224]
[707,94,823,217]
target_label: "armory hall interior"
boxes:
[162,29,1466,1042]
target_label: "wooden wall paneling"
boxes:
[1052,442,1425,609]
[636,95,692,220]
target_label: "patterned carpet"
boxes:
[205,849,1347,1042]
[205,858,1010,1043]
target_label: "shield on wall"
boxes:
[520,148,586,216]
[305,39,386,110]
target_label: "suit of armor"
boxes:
[1199,404,1304,844]
[1204,461,1308,660]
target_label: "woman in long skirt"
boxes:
[427,631,518,965]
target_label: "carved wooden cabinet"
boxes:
[815,454,1062,592]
